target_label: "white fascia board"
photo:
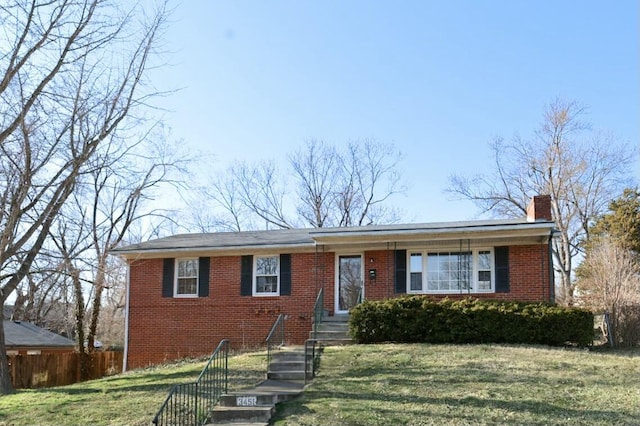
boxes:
[310,223,555,245]
[111,242,317,260]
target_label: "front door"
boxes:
[336,254,363,314]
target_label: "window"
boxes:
[254,255,279,295]
[477,250,492,291]
[175,259,198,297]
[409,253,423,291]
[408,249,493,293]
[427,252,472,291]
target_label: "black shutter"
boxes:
[495,246,510,293]
[280,254,291,296]
[198,257,210,297]
[162,258,174,297]
[394,249,407,294]
[240,255,253,296]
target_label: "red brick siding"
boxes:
[127,253,332,369]
[126,244,551,369]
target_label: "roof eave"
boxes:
[311,222,556,244]
[112,241,318,259]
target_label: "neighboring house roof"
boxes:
[4,321,76,349]
[112,218,556,258]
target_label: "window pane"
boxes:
[256,276,278,293]
[178,260,198,278]
[478,271,491,290]
[177,277,197,294]
[256,256,278,275]
[410,253,422,272]
[478,251,491,270]
[410,272,422,291]
[425,252,473,291]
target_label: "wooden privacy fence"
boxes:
[8,351,123,389]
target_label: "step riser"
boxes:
[314,323,349,331]
[267,371,306,381]
[271,353,305,362]
[210,406,274,423]
[311,332,350,340]
[311,339,353,346]
[219,394,276,407]
[269,361,305,371]
[219,391,301,408]
[321,314,349,322]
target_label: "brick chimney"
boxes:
[526,195,552,222]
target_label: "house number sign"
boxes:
[236,396,258,406]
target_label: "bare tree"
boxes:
[448,99,636,305]
[576,236,640,346]
[48,130,184,379]
[337,140,404,226]
[202,139,405,231]
[0,0,168,394]
[9,256,74,337]
[291,140,341,228]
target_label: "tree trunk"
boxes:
[0,311,14,394]
[72,269,90,381]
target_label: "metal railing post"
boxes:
[152,339,230,426]
[265,313,285,376]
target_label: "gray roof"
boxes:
[113,228,315,253]
[4,321,76,348]
[113,218,555,256]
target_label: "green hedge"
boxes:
[349,297,594,346]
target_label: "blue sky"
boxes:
[151,1,639,223]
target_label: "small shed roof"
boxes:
[4,321,76,348]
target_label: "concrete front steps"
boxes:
[208,348,306,425]
[311,313,353,345]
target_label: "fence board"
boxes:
[8,351,123,389]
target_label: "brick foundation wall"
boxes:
[126,244,551,369]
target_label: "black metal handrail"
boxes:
[152,339,230,426]
[357,285,364,304]
[266,313,285,373]
[312,288,324,338]
[304,339,322,384]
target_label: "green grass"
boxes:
[1,345,638,425]
[0,350,266,426]
[272,344,640,426]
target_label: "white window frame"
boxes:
[475,250,494,293]
[253,255,280,296]
[409,252,424,292]
[406,249,494,294]
[174,258,199,298]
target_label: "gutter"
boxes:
[123,262,131,372]
[548,230,556,303]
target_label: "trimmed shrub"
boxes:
[349,297,594,347]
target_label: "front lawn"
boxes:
[272,344,640,425]
[1,344,638,425]
[0,350,266,426]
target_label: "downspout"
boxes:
[122,259,131,372]
[548,231,555,304]
[393,242,397,297]
[387,242,391,298]
[314,242,319,296]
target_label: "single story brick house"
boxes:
[4,321,76,355]
[114,195,556,370]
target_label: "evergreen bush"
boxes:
[349,297,593,346]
